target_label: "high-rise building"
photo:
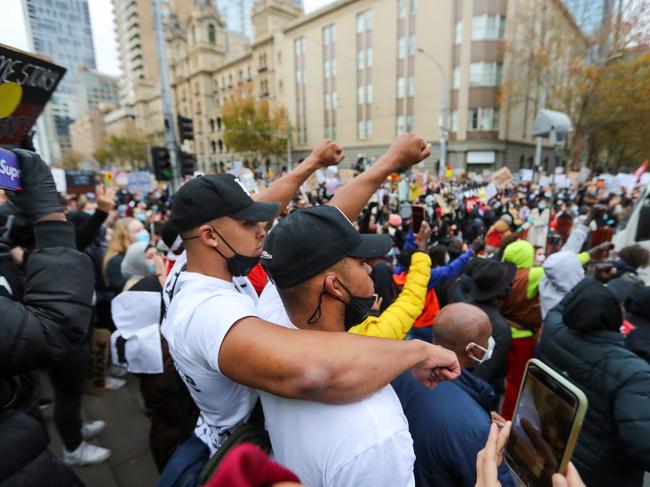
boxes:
[562,0,614,35]
[22,0,97,162]
[216,0,303,39]
[111,0,191,109]
[75,65,120,115]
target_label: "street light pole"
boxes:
[152,0,180,191]
[417,48,449,178]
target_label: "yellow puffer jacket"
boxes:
[349,252,432,340]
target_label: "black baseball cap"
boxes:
[171,174,279,233]
[261,205,392,288]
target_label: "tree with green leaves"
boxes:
[221,85,291,161]
[93,135,149,170]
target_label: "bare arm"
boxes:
[255,140,344,210]
[219,316,459,404]
[330,133,432,220]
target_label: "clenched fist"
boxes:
[385,133,432,171]
[309,140,345,169]
[411,343,460,389]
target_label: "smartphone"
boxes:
[412,204,425,233]
[0,148,22,191]
[505,359,588,487]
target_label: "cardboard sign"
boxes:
[0,44,66,145]
[65,170,95,194]
[491,167,513,187]
[520,169,534,182]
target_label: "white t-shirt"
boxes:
[257,286,416,487]
[161,267,259,454]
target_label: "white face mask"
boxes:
[466,336,495,364]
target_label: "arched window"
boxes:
[211,140,216,153]
[216,117,222,131]
[209,119,214,132]
[208,24,216,44]
[218,139,224,153]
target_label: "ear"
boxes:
[323,273,345,301]
[197,224,218,248]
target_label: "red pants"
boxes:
[501,336,537,420]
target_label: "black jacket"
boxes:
[539,279,650,487]
[0,220,93,482]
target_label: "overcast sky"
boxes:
[1,0,336,76]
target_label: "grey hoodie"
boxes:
[539,220,590,318]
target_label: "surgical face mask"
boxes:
[538,203,546,210]
[571,205,579,215]
[307,278,376,331]
[466,336,495,364]
[210,225,260,277]
[135,229,150,243]
[135,213,147,223]
[146,261,156,274]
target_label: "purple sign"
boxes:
[0,147,21,191]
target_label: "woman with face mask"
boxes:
[120,242,163,291]
[526,199,550,249]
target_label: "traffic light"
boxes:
[151,146,172,181]
[177,115,194,142]
[180,151,197,176]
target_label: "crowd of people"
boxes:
[1,134,649,487]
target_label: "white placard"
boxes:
[51,167,67,193]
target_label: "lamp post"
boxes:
[417,48,449,178]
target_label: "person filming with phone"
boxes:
[0,149,94,486]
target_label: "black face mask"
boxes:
[307,278,375,331]
[210,226,260,277]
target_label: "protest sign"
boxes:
[51,167,66,193]
[520,169,533,182]
[127,171,154,194]
[491,167,513,187]
[0,44,66,145]
[65,170,95,194]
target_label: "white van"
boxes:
[613,183,650,284]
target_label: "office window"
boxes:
[396,115,406,134]
[366,10,373,29]
[367,48,373,67]
[455,20,463,45]
[324,93,331,110]
[367,84,373,103]
[357,50,365,69]
[366,119,373,137]
[324,27,331,45]
[358,85,366,104]
[452,66,461,89]
[398,0,407,18]
[406,114,414,132]
[408,34,416,56]
[324,60,330,78]
[410,0,416,11]
[357,12,365,33]
[358,120,366,139]
[398,38,406,59]
[468,107,499,130]
[450,110,458,131]
[325,125,331,139]
[397,77,405,98]
[469,62,503,86]
[472,15,506,41]
[407,75,415,97]
[332,91,337,108]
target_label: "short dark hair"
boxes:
[619,244,650,270]
[429,245,448,268]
